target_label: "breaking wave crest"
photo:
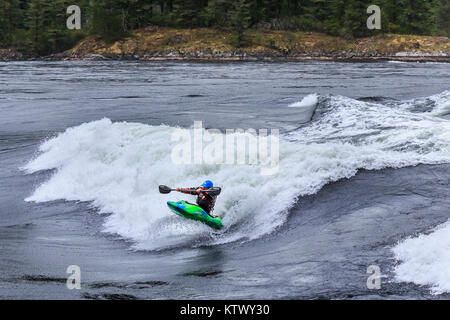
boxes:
[23,91,450,262]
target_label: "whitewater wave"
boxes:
[23,91,450,258]
[288,93,318,109]
[397,90,450,117]
[393,221,450,294]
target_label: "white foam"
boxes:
[396,90,450,117]
[387,60,410,64]
[288,93,319,109]
[23,92,450,254]
[392,221,450,294]
[287,94,319,123]
[426,90,450,117]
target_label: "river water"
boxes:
[1,60,450,299]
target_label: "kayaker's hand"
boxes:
[196,187,203,194]
[176,188,181,192]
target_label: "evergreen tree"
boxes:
[247,0,266,27]
[379,0,401,33]
[27,0,84,54]
[294,0,331,32]
[229,0,251,47]
[90,0,129,43]
[0,0,22,46]
[342,0,371,38]
[202,0,235,27]
[396,0,432,35]
[125,0,155,30]
[0,0,446,53]
[171,0,209,27]
[433,0,450,36]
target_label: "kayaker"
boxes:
[176,180,220,217]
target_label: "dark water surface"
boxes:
[1,61,450,299]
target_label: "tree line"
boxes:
[1,0,449,55]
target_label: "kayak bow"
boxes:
[167,200,223,230]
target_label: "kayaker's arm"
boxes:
[176,187,221,197]
[204,187,221,196]
[176,187,198,195]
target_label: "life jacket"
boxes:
[196,191,217,214]
[180,186,220,214]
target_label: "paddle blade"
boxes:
[210,187,221,195]
[201,187,221,195]
[159,185,172,194]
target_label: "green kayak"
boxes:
[167,200,223,229]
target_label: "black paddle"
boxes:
[159,185,221,195]
[159,185,176,194]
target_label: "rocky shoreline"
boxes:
[34,51,450,63]
[2,27,450,63]
[0,49,26,61]
[2,49,450,63]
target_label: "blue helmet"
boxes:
[201,180,214,189]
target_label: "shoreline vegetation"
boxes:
[1,27,450,63]
[1,1,449,63]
